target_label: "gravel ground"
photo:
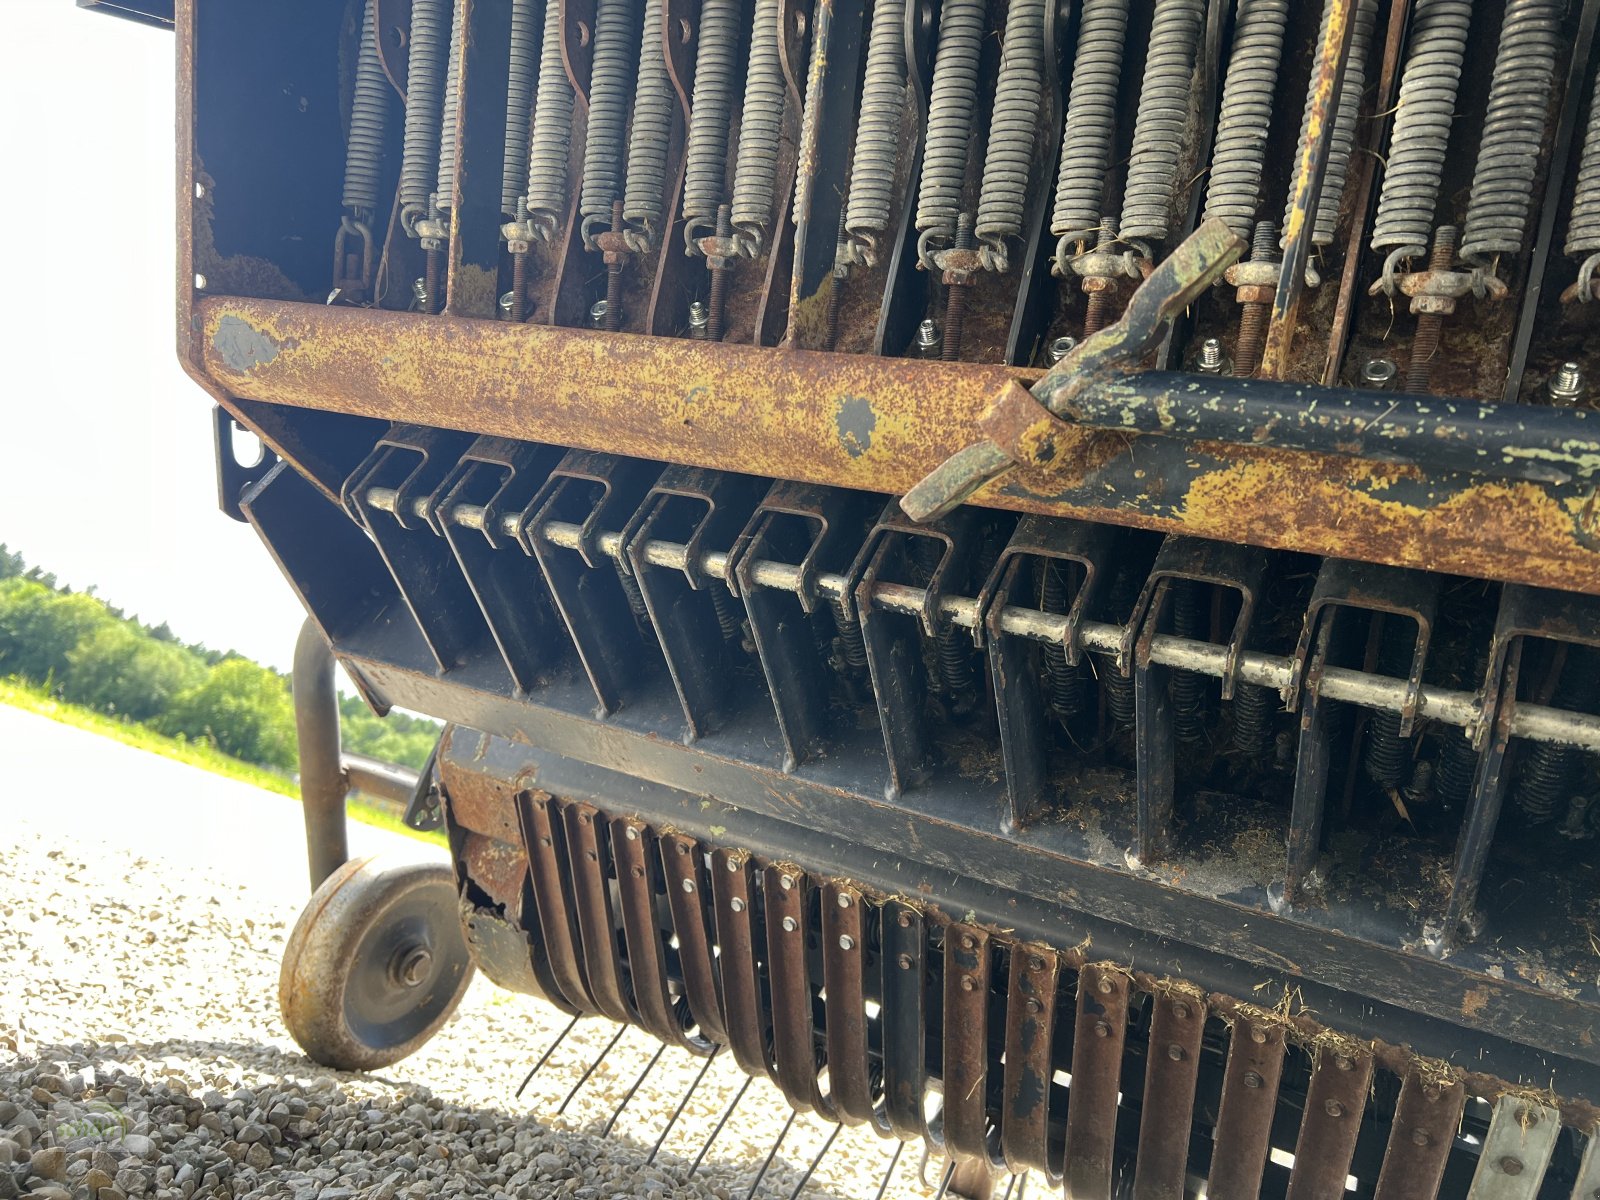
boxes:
[0,709,967,1200]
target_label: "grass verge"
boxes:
[1,677,445,847]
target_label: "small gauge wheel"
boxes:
[279,856,474,1071]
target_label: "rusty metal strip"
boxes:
[196,297,1600,599]
[658,831,728,1045]
[1001,943,1060,1177]
[1205,1013,1287,1200]
[1371,1070,1466,1200]
[822,881,887,1132]
[1063,964,1129,1200]
[514,791,598,1014]
[942,923,993,1163]
[881,898,928,1142]
[610,817,696,1048]
[561,802,634,1025]
[1131,987,1206,1200]
[1466,1097,1561,1198]
[709,847,771,1079]
[763,864,832,1116]
[1285,1046,1374,1200]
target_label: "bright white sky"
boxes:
[2,2,305,670]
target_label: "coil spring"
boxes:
[1039,563,1087,721]
[1169,581,1207,744]
[1201,0,1289,241]
[400,0,451,221]
[343,0,391,216]
[617,564,650,620]
[936,625,979,705]
[1230,682,1275,755]
[1282,0,1378,250]
[623,0,674,247]
[580,0,642,244]
[975,0,1048,261]
[1513,742,1574,823]
[832,598,869,670]
[682,0,742,240]
[434,0,467,209]
[1051,0,1130,245]
[710,580,742,642]
[915,0,988,255]
[1370,0,1472,261]
[1564,73,1600,265]
[1460,0,1561,265]
[730,0,787,251]
[501,0,541,218]
[526,0,577,238]
[1363,711,1409,789]
[845,0,910,259]
[1434,727,1477,805]
[1118,0,1205,252]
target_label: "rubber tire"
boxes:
[279,856,474,1071]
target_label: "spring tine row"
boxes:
[1284,1046,1374,1200]
[941,923,993,1162]
[1063,964,1129,1200]
[822,881,887,1131]
[1000,945,1059,1177]
[516,1012,582,1099]
[1206,1012,1287,1200]
[659,831,729,1045]
[649,1046,723,1162]
[1131,987,1205,1199]
[764,864,833,1115]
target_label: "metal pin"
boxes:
[690,1075,754,1175]
[515,1013,580,1099]
[998,1172,1020,1200]
[1016,1170,1028,1200]
[785,1123,842,1200]
[600,1042,668,1137]
[746,1109,799,1200]
[556,1024,628,1114]
[932,1160,956,1200]
[648,1047,723,1163]
[871,1141,906,1200]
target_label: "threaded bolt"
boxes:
[1405,226,1458,395]
[604,199,625,333]
[688,301,709,340]
[424,248,443,315]
[588,299,609,329]
[1548,361,1586,406]
[1196,337,1228,375]
[942,213,975,362]
[1233,221,1279,378]
[914,318,942,358]
[824,204,849,352]
[707,204,733,342]
[1081,217,1119,336]
[1047,336,1077,365]
[510,250,528,322]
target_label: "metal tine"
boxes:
[1283,1045,1373,1200]
[871,1141,906,1200]
[932,1160,957,1199]
[1065,964,1131,1199]
[556,1024,629,1115]
[1370,1070,1466,1200]
[516,1012,581,1099]
[690,1075,755,1175]
[784,1122,843,1200]
[1464,1096,1561,1197]
[746,1108,800,1200]
[1205,1011,1287,1200]
[998,1172,1020,1200]
[648,1045,723,1163]
[600,1042,669,1138]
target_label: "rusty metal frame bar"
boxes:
[192,297,1600,598]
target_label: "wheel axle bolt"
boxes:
[394,945,433,988]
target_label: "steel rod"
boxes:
[292,618,349,892]
[361,489,1600,751]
